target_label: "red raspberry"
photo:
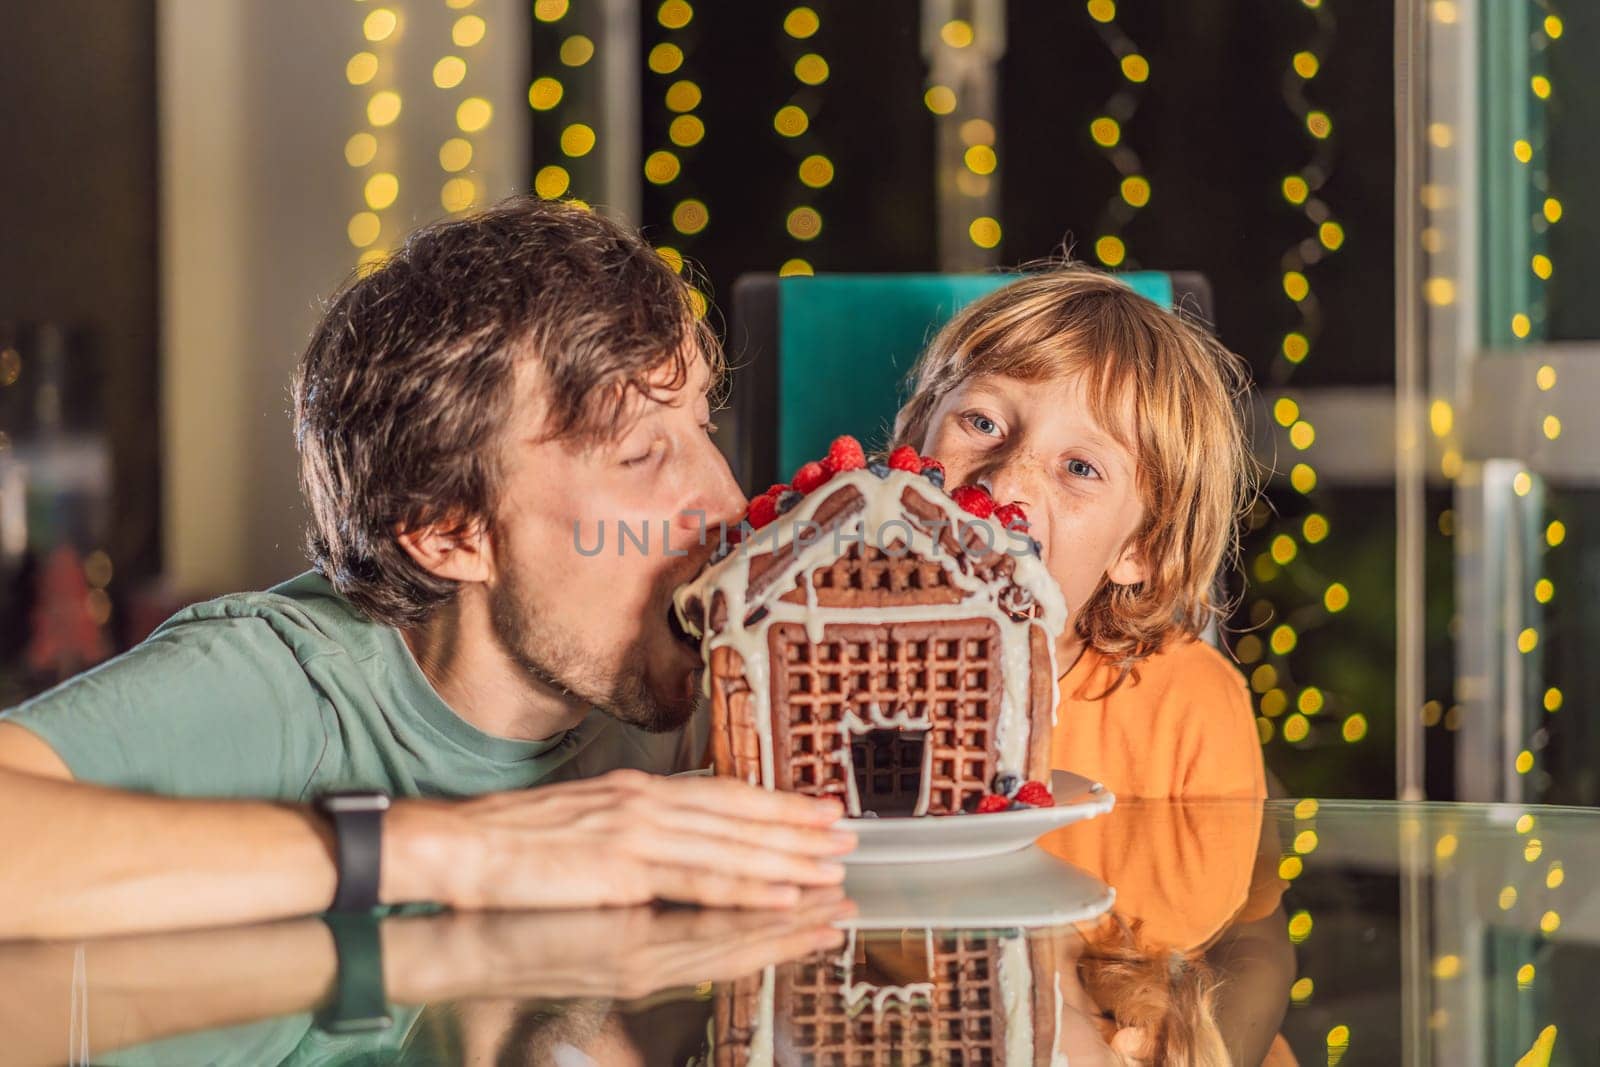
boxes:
[1014,781,1054,808]
[950,485,995,518]
[823,435,866,473]
[746,494,779,529]
[763,483,792,499]
[993,502,1030,531]
[792,461,833,495]
[975,794,1010,814]
[918,456,945,477]
[887,445,923,473]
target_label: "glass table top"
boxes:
[4,798,1596,1066]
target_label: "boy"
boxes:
[894,267,1265,799]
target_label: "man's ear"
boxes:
[395,516,494,584]
[1106,538,1148,587]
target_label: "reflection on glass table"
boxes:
[4,798,1598,1065]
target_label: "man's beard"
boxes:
[486,569,692,734]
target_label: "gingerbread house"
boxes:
[712,927,1059,1065]
[673,441,1067,817]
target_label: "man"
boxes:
[0,198,852,938]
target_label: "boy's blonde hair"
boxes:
[892,266,1254,666]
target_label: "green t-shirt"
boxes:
[2,571,707,800]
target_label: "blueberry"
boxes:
[776,489,802,514]
[923,467,946,489]
[991,773,1020,797]
[1009,800,1029,811]
[1029,538,1043,558]
[867,460,890,478]
[961,793,982,814]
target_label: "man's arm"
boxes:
[0,724,854,939]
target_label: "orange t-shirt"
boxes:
[1051,638,1266,800]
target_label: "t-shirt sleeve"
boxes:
[0,617,332,800]
[1174,648,1269,800]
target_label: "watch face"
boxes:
[322,792,392,814]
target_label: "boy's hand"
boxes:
[384,769,855,911]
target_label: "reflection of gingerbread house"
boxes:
[675,464,1067,816]
[713,928,1059,1064]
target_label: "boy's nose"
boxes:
[977,457,1035,510]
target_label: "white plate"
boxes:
[842,845,1115,930]
[836,770,1115,865]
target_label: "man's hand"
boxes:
[385,769,855,911]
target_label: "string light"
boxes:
[1084,3,1150,267]
[436,10,490,215]
[348,1,403,272]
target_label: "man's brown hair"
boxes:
[893,266,1255,666]
[293,196,717,627]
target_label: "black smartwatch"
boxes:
[316,791,390,912]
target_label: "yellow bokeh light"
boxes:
[1254,554,1279,583]
[649,43,684,74]
[1288,910,1314,938]
[1261,689,1288,717]
[1543,415,1561,441]
[1307,111,1332,139]
[1544,197,1563,224]
[1095,235,1126,267]
[1425,276,1456,306]
[1295,798,1319,820]
[528,76,564,110]
[438,137,473,173]
[1290,977,1313,1001]
[1283,712,1309,742]
[1514,139,1533,163]
[643,150,681,185]
[1087,0,1116,24]
[433,56,467,90]
[965,144,997,175]
[1517,627,1538,654]
[688,288,708,320]
[786,206,822,241]
[1324,582,1349,613]
[784,6,820,38]
[969,217,1003,250]
[1512,469,1531,496]
[1290,420,1315,450]
[364,8,398,42]
[1547,863,1564,888]
[1282,175,1309,204]
[1274,397,1300,426]
[1545,687,1563,712]
[1291,463,1317,494]
[1500,885,1518,910]
[794,53,829,86]
[941,19,975,48]
[560,35,595,67]
[561,123,597,157]
[533,164,569,199]
[1320,221,1345,250]
[1533,578,1554,604]
[1526,839,1543,862]
[798,154,834,189]
[1545,14,1564,38]
[1517,813,1535,834]
[534,0,569,20]
[1517,963,1536,988]
[1256,717,1273,744]
[1428,122,1454,149]
[347,52,379,86]
[1299,688,1325,716]
[1540,910,1560,934]
[1516,749,1534,774]
[1294,831,1318,855]
[1235,634,1263,664]
[1283,332,1310,362]
[1280,857,1304,881]
[1303,514,1329,543]
[656,246,683,273]
[1252,664,1278,693]
[364,172,399,211]
[452,14,486,47]
[1511,313,1532,338]
[774,105,810,137]
[1532,254,1554,280]
[347,212,381,248]
[1433,955,1461,980]
[367,90,402,127]
[345,132,378,168]
[1293,51,1319,78]
[1121,54,1150,82]
[1090,116,1121,147]
[1270,534,1297,565]
[665,80,702,113]
[1271,624,1298,656]
[446,0,474,9]
[658,0,693,30]
[674,198,710,235]
[1531,75,1551,100]
[1430,399,1453,437]
[670,114,705,147]
[1121,175,1151,207]
[1547,519,1566,546]
[779,258,814,277]
[924,85,957,114]
[456,97,493,132]
[440,176,477,213]
[1341,713,1369,743]
[961,119,995,145]
[356,249,388,277]
[1283,271,1309,302]
[1536,364,1556,390]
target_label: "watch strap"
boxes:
[315,911,392,1034]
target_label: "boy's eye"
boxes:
[1065,458,1100,479]
[622,440,665,468]
[965,413,1002,437]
